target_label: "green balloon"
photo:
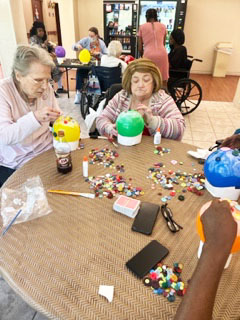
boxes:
[116,110,144,137]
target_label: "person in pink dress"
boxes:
[138,8,169,87]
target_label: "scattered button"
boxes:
[178,195,185,201]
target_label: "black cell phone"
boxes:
[126,240,169,278]
[132,202,160,235]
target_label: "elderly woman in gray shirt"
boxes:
[72,27,107,104]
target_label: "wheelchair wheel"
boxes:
[80,92,92,120]
[169,78,202,115]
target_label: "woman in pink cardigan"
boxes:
[0,45,62,187]
[96,58,185,139]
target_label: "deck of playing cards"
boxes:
[113,195,140,218]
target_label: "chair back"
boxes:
[91,64,122,93]
[185,59,193,72]
[104,83,123,106]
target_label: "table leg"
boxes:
[66,67,70,99]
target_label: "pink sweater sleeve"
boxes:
[147,91,185,140]
[96,92,122,136]
[0,82,58,146]
[0,99,41,145]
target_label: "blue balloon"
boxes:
[204,148,240,188]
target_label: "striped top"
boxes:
[96,89,185,140]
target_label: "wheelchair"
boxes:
[80,64,122,119]
[167,56,203,115]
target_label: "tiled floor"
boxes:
[0,92,239,320]
[0,277,48,320]
[182,100,239,149]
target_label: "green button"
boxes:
[232,149,239,156]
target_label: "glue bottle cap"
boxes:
[83,156,88,161]
[157,127,161,133]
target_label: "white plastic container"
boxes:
[83,156,88,177]
[212,42,233,77]
[154,128,161,145]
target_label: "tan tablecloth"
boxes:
[0,137,240,320]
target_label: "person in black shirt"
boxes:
[168,29,187,79]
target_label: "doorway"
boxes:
[54,3,62,46]
[31,0,43,22]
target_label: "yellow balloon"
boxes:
[53,115,80,143]
[79,49,91,64]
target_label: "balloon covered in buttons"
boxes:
[204,147,240,200]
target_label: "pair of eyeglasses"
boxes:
[161,204,183,233]
[29,76,51,86]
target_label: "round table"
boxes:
[1,137,240,320]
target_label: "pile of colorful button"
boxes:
[85,174,144,199]
[143,263,186,302]
[147,167,205,202]
[88,148,119,168]
[154,146,171,156]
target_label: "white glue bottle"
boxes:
[83,156,88,177]
[154,127,161,145]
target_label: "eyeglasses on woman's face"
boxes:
[28,75,51,86]
[161,203,183,233]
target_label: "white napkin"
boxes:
[98,285,114,303]
[187,148,212,160]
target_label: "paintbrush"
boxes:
[1,209,22,237]
[90,135,119,148]
[48,190,95,199]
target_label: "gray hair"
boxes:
[12,45,55,77]
[107,40,123,57]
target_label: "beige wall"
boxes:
[77,0,103,39]
[0,0,28,77]
[42,0,58,43]
[184,0,240,75]
[73,0,80,42]
[0,0,17,77]
[10,0,28,44]
[22,0,33,36]
[58,0,77,58]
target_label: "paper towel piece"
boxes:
[98,285,114,303]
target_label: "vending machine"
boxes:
[103,1,138,57]
[139,0,188,52]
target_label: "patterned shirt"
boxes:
[96,89,185,140]
[30,35,53,53]
[72,37,107,57]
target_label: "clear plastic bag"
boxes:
[1,176,52,227]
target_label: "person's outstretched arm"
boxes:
[174,199,237,320]
[138,36,143,57]
[221,134,240,149]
